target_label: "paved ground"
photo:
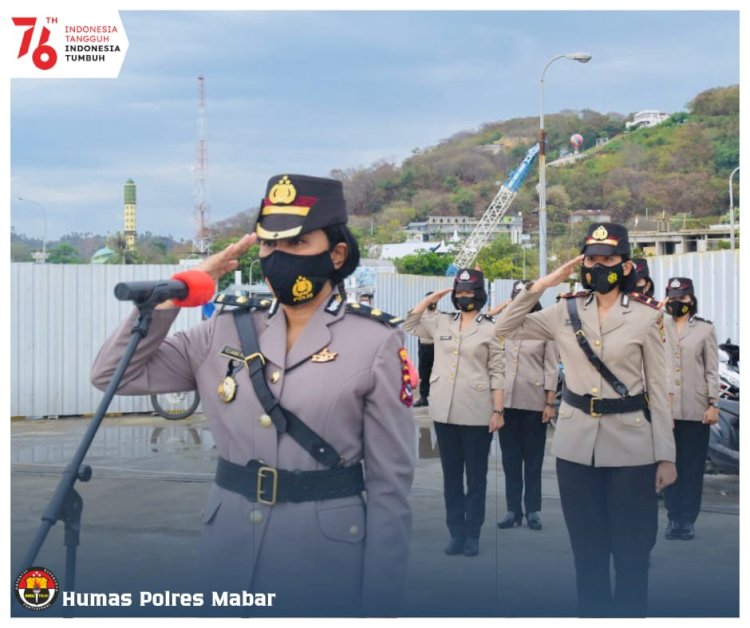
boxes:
[10,410,739,618]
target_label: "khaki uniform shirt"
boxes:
[90,295,415,614]
[403,310,503,426]
[503,339,559,412]
[495,286,675,467]
[666,315,720,422]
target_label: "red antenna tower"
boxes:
[193,75,211,255]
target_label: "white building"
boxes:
[625,110,671,130]
[405,214,523,244]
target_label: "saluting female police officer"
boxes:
[91,174,415,616]
[494,223,676,617]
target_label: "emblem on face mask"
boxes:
[670,279,681,288]
[311,347,338,363]
[681,304,689,314]
[592,225,608,240]
[292,275,314,302]
[607,272,618,284]
[268,175,297,204]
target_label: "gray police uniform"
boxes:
[662,314,720,526]
[91,293,415,616]
[498,338,558,516]
[495,284,675,616]
[404,309,503,541]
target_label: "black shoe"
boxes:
[526,511,543,531]
[497,512,523,529]
[665,520,681,540]
[680,522,695,540]
[414,397,429,408]
[462,537,479,557]
[444,537,464,555]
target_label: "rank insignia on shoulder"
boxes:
[345,302,402,327]
[629,292,661,310]
[214,293,273,310]
[325,293,345,315]
[558,290,590,300]
[311,347,338,363]
[692,315,713,325]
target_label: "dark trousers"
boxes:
[497,408,547,514]
[434,422,493,539]
[417,342,434,399]
[663,420,711,524]
[556,458,658,617]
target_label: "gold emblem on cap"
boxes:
[268,175,297,205]
[292,275,314,302]
[312,347,338,363]
[592,225,609,241]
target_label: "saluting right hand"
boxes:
[530,255,584,293]
[413,288,452,314]
[196,233,257,282]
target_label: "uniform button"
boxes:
[636,417,642,424]
[675,368,681,373]
[269,371,281,383]
[450,375,455,380]
[349,525,359,536]
[591,387,599,394]
[249,510,263,525]
[451,363,456,368]
[676,381,681,386]
[453,350,458,355]
[259,414,273,428]
[594,340,601,347]
[535,381,541,386]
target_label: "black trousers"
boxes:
[663,420,711,524]
[556,458,658,617]
[434,422,493,539]
[417,342,434,399]
[497,408,547,514]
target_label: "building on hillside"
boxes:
[377,240,452,261]
[625,110,671,131]
[569,209,612,225]
[405,214,523,244]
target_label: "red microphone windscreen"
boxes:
[171,270,216,307]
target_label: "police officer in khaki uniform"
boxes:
[632,258,655,298]
[489,280,558,531]
[91,174,415,616]
[404,270,503,558]
[414,291,437,407]
[495,223,676,617]
[662,277,720,541]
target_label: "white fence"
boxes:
[10,249,738,417]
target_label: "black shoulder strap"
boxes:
[565,297,629,398]
[232,309,344,468]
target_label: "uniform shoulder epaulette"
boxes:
[692,315,713,325]
[629,291,661,310]
[345,302,403,327]
[214,293,273,312]
[557,290,590,299]
[476,313,495,324]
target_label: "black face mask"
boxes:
[666,300,692,318]
[453,296,478,312]
[260,250,335,306]
[581,263,625,294]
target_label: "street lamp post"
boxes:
[538,52,592,276]
[17,197,48,263]
[729,167,739,251]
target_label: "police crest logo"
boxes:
[459,270,471,281]
[15,566,59,611]
[268,175,297,204]
[217,375,238,403]
[607,272,618,284]
[670,278,681,289]
[591,225,608,240]
[292,276,314,302]
[311,347,338,363]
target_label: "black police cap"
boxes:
[453,268,485,292]
[632,258,651,281]
[666,277,694,298]
[580,223,630,257]
[255,174,348,241]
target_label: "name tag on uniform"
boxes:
[439,335,452,340]
[220,346,246,362]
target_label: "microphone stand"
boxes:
[19,297,161,590]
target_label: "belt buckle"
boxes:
[257,466,278,506]
[244,352,266,368]
[589,396,603,417]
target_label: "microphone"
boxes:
[114,270,216,307]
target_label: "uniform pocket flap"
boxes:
[470,378,489,391]
[317,503,366,544]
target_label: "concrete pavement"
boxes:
[10,411,739,617]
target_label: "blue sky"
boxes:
[8,9,740,244]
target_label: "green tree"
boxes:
[393,250,452,275]
[475,235,537,281]
[47,243,82,264]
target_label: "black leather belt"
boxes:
[214,457,365,506]
[562,388,651,421]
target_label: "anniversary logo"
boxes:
[6,10,128,78]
